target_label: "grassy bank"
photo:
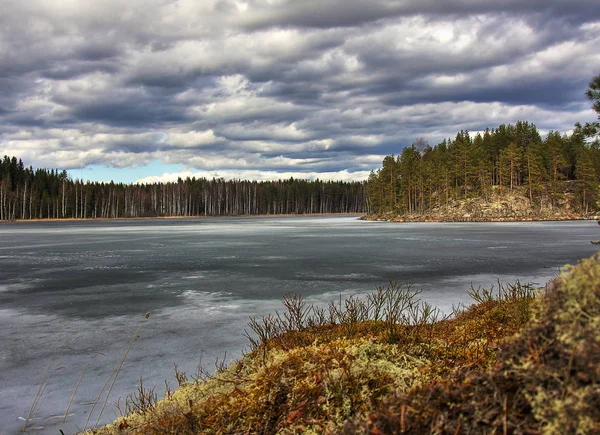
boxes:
[88,254,600,434]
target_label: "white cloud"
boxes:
[165,130,221,147]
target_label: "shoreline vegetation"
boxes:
[1,210,597,224]
[365,216,595,222]
[86,253,600,434]
[1,212,364,224]
[1,213,597,224]
[0,156,368,221]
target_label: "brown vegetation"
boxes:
[87,253,600,434]
[88,279,541,434]
[344,254,600,434]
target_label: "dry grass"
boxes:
[85,276,543,435]
[344,253,600,434]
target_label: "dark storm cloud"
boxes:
[74,99,189,127]
[370,73,588,109]
[0,0,599,179]
[41,64,117,81]
[442,79,589,108]
[241,0,600,30]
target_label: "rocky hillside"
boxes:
[366,186,596,222]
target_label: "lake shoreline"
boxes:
[361,214,598,223]
[0,212,363,224]
[3,212,598,224]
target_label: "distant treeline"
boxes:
[0,156,368,220]
[367,121,600,215]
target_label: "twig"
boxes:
[63,361,90,422]
[95,313,150,428]
[23,353,57,432]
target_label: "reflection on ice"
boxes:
[294,271,379,280]
[182,274,205,279]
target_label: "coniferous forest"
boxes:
[0,160,368,220]
[366,122,599,216]
[367,75,600,217]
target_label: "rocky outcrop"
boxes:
[365,187,596,222]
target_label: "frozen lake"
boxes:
[1,216,598,434]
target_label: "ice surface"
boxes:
[0,216,598,434]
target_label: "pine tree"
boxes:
[499,142,523,190]
[575,145,598,213]
[524,142,547,204]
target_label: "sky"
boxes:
[1,1,600,184]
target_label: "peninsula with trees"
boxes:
[365,122,598,221]
[365,76,600,222]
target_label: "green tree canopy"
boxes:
[586,74,600,118]
[577,73,600,141]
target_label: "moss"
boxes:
[345,253,600,434]
[88,277,544,434]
